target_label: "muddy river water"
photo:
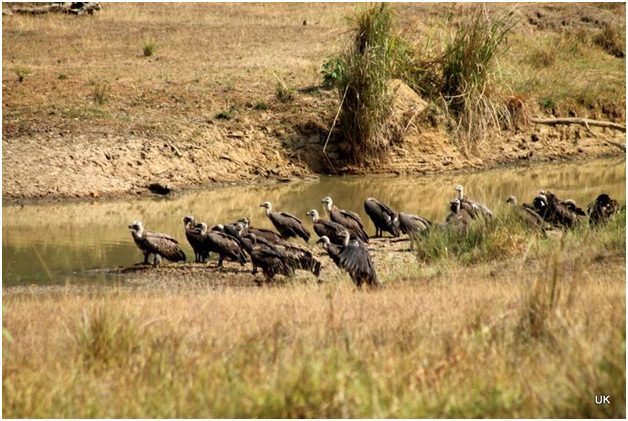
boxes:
[2,158,625,286]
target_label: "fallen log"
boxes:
[530,117,626,132]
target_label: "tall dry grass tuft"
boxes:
[334,3,405,165]
[74,306,141,368]
[439,6,515,147]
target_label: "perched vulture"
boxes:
[129,220,186,265]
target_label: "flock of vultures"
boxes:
[128,185,621,287]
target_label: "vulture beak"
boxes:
[128,224,134,229]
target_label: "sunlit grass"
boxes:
[3,211,625,418]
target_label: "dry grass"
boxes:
[3,212,626,417]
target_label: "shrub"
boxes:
[320,56,346,89]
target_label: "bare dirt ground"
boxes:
[2,3,625,202]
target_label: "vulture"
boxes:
[505,196,546,233]
[542,191,580,228]
[240,231,320,278]
[445,199,472,229]
[364,197,400,237]
[183,215,208,263]
[129,221,186,266]
[211,222,242,239]
[196,223,248,267]
[321,196,369,243]
[306,209,351,245]
[241,233,296,282]
[238,217,286,244]
[563,199,587,217]
[260,201,311,242]
[393,212,432,249]
[393,212,431,237]
[588,193,620,226]
[314,236,342,267]
[317,231,379,288]
[455,185,493,219]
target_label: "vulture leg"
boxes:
[143,252,150,265]
[217,255,224,268]
[251,264,258,275]
[153,254,162,267]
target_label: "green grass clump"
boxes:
[215,106,237,120]
[143,39,157,57]
[14,66,31,82]
[253,101,269,111]
[415,206,532,265]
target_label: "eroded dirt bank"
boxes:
[3,3,625,202]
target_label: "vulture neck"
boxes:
[324,201,333,212]
[457,188,464,200]
[264,205,272,216]
[343,234,350,247]
[132,227,144,239]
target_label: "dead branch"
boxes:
[530,117,626,132]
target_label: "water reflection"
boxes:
[3,159,625,286]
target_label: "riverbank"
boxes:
[3,3,626,202]
[3,212,626,417]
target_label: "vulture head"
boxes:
[235,222,246,236]
[595,193,612,205]
[259,201,273,213]
[195,222,208,235]
[506,196,517,206]
[315,235,331,249]
[237,217,250,228]
[128,221,144,238]
[183,215,195,228]
[455,184,464,200]
[306,209,319,221]
[321,196,333,210]
[450,199,461,214]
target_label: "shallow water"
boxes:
[3,158,625,286]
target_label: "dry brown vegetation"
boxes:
[3,208,626,417]
[2,3,625,200]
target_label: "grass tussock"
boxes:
[333,4,405,164]
[14,65,31,82]
[415,206,533,265]
[90,80,109,105]
[437,6,515,146]
[593,24,625,58]
[142,39,157,57]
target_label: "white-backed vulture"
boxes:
[129,221,186,266]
